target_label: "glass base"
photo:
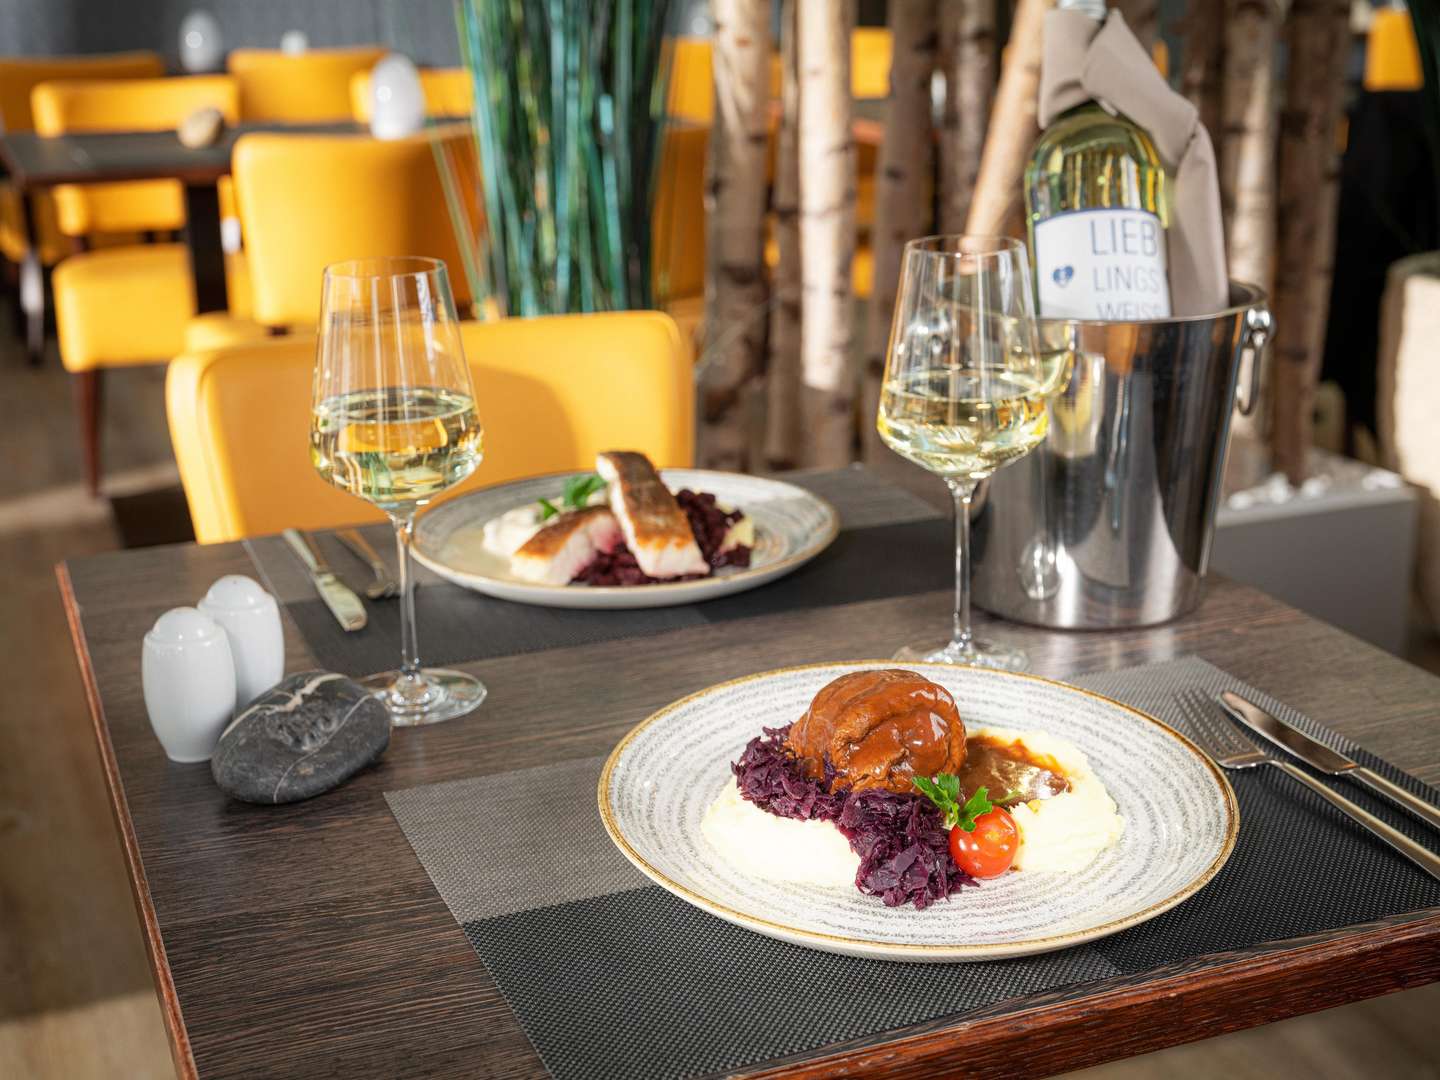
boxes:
[361,668,488,726]
[893,637,1028,671]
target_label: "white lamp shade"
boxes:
[279,30,309,55]
[179,10,224,74]
[369,54,425,140]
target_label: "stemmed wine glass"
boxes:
[310,256,487,725]
[876,235,1064,671]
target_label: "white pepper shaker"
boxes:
[198,574,284,710]
[141,608,236,763]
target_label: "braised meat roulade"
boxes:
[785,669,967,794]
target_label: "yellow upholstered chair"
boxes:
[32,76,239,237]
[348,66,472,122]
[231,128,479,329]
[42,76,259,494]
[850,28,892,100]
[1366,8,1423,91]
[167,312,692,543]
[0,52,163,266]
[227,46,386,121]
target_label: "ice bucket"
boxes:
[971,282,1272,629]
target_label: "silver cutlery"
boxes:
[1177,690,1440,881]
[1220,691,1440,834]
[335,529,399,600]
[281,528,368,632]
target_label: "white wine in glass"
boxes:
[877,235,1064,671]
[311,256,487,725]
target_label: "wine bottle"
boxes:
[1023,0,1171,321]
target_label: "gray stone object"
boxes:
[211,671,390,804]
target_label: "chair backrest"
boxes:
[348,66,472,123]
[0,51,161,133]
[231,128,480,326]
[1366,7,1422,92]
[32,75,240,236]
[652,124,706,301]
[850,28,892,100]
[227,46,387,121]
[167,312,693,543]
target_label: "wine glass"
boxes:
[310,256,486,725]
[877,235,1063,671]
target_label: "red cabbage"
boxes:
[730,724,975,910]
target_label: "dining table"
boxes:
[57,467,1440,1079]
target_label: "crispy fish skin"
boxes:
[596,451,709,578]
[511,506,622,585]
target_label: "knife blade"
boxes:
[1220,691,1440,832]
[282,529,368,632]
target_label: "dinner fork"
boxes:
[336,529,399,600]
[1177,690,1440,881]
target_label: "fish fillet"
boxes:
[511,506,622,585]
[596,452,709,578]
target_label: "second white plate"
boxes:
[411,469,839,609]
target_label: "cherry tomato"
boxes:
[949,808,1019,878]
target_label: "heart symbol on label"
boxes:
[1053,265,1075,287]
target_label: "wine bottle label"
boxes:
[1034,208,1171,320]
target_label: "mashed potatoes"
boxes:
[701,780,858,887]
[972,726,1125,873]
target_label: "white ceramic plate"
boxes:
[599,661,1238,962]
[411,470,839,610]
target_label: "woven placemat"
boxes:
[386,656,1440,1080]
[245,470,948,676]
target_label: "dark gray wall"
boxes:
[0,0,462,68]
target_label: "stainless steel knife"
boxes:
[282,529,368,632]
[1220,691,1440,833]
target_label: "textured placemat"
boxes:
[245,470,948,676]
[385,656,1440,1080]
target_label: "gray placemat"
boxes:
[245,469,948,675]
[385,657,1440,1080]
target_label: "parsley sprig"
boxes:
[912,773,995,831]
[538,473,608,521]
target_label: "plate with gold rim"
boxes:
[599,661,1239,962]
[411,469,839,609]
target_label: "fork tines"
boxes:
[1175,688,1266,768]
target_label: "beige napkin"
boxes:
[1039,9,1228,316]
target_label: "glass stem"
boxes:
[392,513,423,686]
[949,479,979,650]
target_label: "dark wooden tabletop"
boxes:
[0,122,371,188]
[57,530,1440,1079]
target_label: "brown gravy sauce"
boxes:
[957,735,1070,803]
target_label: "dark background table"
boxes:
[56,511,1440,1079]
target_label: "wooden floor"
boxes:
[0,308,1436,1078]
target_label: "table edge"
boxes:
[742,906,1440,1079]
[56,561,198,1080]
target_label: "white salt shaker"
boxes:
[142,608,236,763]
[198,574,284,710]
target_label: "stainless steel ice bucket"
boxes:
[971,282,1272,629]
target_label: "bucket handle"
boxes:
[1236,306,1273,416]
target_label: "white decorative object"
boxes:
[280,30,309,55]
[179,10,224,74]
[142,608,237,763]
[198,575,284,711]
[368,54,425,140]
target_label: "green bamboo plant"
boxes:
[452,0,676,317]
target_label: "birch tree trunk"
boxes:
[864,0,938,463]
[763,0,802,469]
[1179,0,1225,140]
[965,0,1049,237]
[698,0,772,470]
[796,0,857,466]
[1219,0,1281,441]
[939,0,996,234]
[1270,0,1349,483]
[1113,0,1159,55]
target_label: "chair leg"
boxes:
[73,370,103,496]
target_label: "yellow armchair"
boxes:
[167,312,693,544]
[227,46,387,121]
